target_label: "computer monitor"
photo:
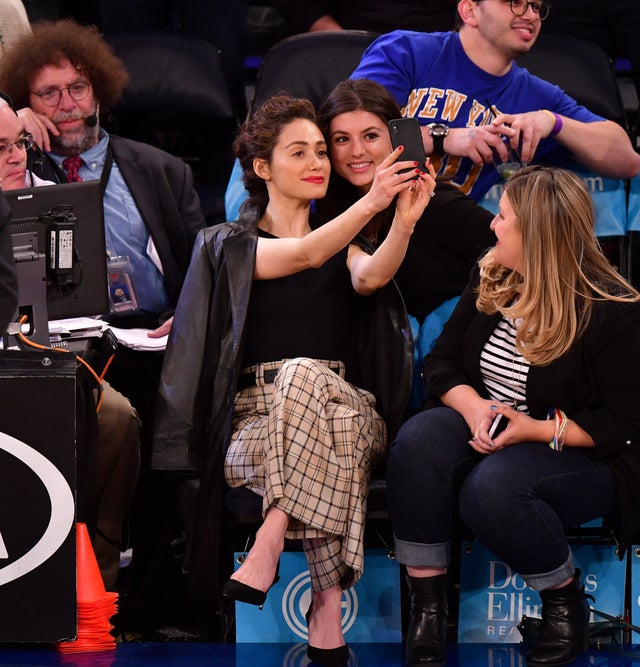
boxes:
[4,180,108,345]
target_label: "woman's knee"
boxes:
[280,357,315,375]
[279,357,334,382]
[276,358,338,399]
[387,407,470,483]
[459,452,525,529]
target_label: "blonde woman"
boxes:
[386,165,640,667]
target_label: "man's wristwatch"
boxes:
[427,123,449,155]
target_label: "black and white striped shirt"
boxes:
[479,316,530,413]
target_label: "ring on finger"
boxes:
[429,190,436,197]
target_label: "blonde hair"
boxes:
[476,166,639,365]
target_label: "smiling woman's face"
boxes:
[328,110,392,194]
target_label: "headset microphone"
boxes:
[86,106,99,127]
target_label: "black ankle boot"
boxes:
[526,569,591,666]
[405,574,448,666]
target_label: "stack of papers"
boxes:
[48,318,168,352]
[48,318,104,338]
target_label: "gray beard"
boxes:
[50,123,100,156]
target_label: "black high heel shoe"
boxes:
[306,602,350,666]
[221,561,280,610]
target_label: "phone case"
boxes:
[388,117,427,173]
[488,413,509,438]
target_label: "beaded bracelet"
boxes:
[547,407,568,451]
[540,109,563,137]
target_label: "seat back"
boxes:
[104,30,238,224]
[249,30,379,115]
[518,33,627,128]
[226,30,380,221]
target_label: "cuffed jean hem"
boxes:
[394,536,450,568]
[520,551,575,591]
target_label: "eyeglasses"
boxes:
[0,133,34,157]
[476,0,551,20]
[31,82,92,107]
[506,0,551,20]
[509,0,551,21]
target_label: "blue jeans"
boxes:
[386,407,617,590]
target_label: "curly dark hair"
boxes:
[0,19,129,109]
[233,94,318,215]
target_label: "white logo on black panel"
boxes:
[0,432,74,584]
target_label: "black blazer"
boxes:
[424,265,640,551]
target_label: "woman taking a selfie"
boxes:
[154,94,435,663]
[386,165,640,667]
[317,78,495,323]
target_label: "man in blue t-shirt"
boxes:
[352,0,640,201]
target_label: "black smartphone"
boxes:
[388,117,427,175]
[488,413,509,439]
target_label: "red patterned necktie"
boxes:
[62,155,84,182]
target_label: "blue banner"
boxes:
[628,175,640,232]
[458,541,625,644]
[629,546,640,639]
[234,549,401,643]
[225,158,247,222]
[478,162,627,237]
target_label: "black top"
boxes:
[318,180,495,321]
[242,231,353,368]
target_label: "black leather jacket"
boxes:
[152,204,413,619]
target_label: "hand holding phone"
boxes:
[388,117,427,175]
[488,413,509,439]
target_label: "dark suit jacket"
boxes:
[29,133,206,315]
[424,264,640,551]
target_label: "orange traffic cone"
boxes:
[56,523,118,654]
[76,522,107,603]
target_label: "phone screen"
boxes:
[388,117,427,174]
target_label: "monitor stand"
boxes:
[4,231,49,348]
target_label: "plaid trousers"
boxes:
[225,357,386,590]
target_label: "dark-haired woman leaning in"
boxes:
[154,95,436,664]
[316,78,495,323]
[386,166,640,667]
